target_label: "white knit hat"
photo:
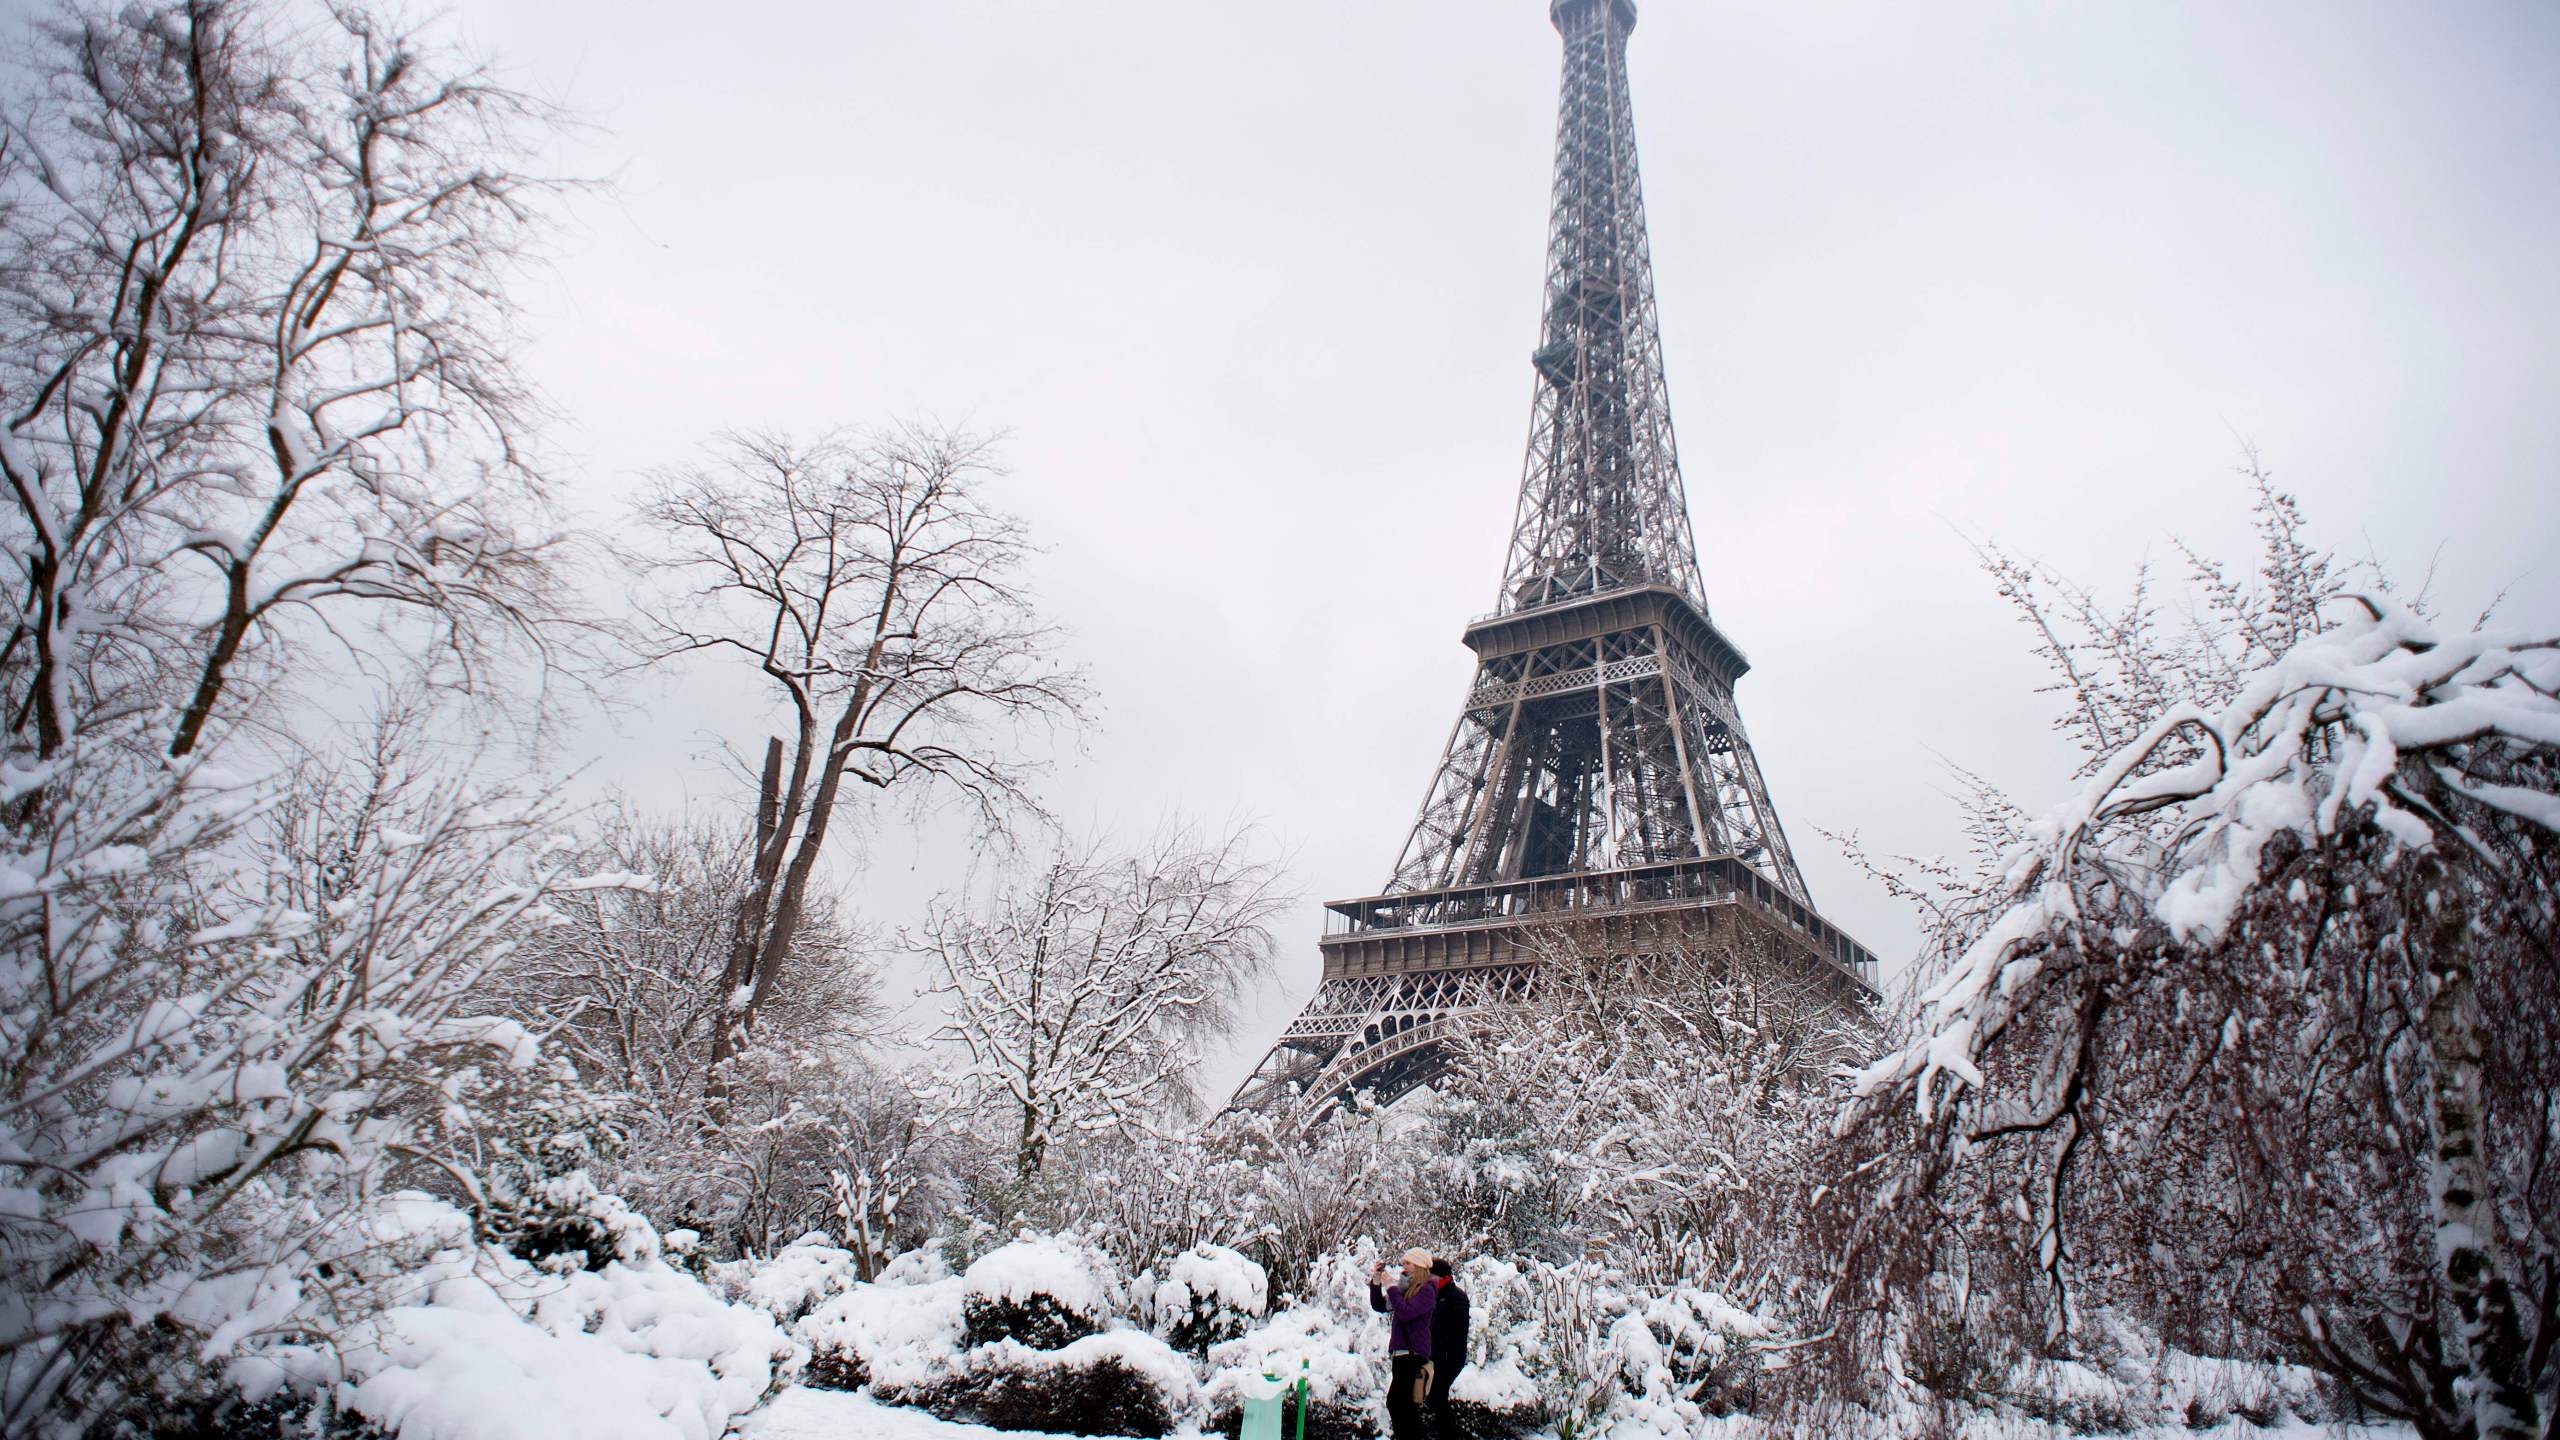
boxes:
[1402,1247,1435,1268]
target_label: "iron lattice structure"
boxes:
[1233,0,1879,1121]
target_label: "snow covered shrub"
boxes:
[440,1049,631,1267]
[1824,482,2560,1440]
[135,1389,396,1440]
[908,1332,1199,1439]
[480,1169,662,1274]
[238,1193,795,1440]
[1987,1357,2137,1436]
[719,1233,864,1324]
[0,722,642,1429]
[1442,1369,1544,1440]
[959,1236,1129,1349]
[1149,1244,1270,1353]
[1204,1305,1385,1440]
[1607,1289,1773,1418]
[2155,1346,2330,1429]
[75,1191,790,1440]
[795,1262,967,1393]
[799,1233,1195,1436]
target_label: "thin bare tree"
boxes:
[918,823,1286,1180]
[629,425,1089,1075]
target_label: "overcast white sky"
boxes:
[431,0,2559,1089]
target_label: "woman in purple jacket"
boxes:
[1368,1248,1440,1440]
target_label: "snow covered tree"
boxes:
[0,0,583,764]
[1822,474,2559,1440]
[0,3,614,1426]
[0,698,633,1429]
[919,823,1285,1181]
[1435,920,1870,1296]
[476,806,878,1104]
[827,1065,969,1281]
[630,426,1090,1076]
[470,803,908,1255]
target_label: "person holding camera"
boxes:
[1367,1248,1440,1440]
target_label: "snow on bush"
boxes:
[1609,1289,1772,1417]
[1448,1356,1541,1413]
[496,1169,666,1274]
[877,1241,956,1287]
[718,1233,863,1325]
[1148,1243,1269,1353]
[908,1332,1199,1439]
[960,1235,1128,1349]
[789,1231,1203,1436]
[1203,1304,1384,1437]
[235,1193,794,1440]
[796,1265,969,1394]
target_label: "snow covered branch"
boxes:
[1825,490,2559,1439]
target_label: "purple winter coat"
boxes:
[1369,1279,1438,1357]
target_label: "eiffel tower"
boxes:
[1234,0,1879,1119]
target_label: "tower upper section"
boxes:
[1499,0,1706,617]
[1550,0,1638,35]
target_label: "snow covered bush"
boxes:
[1203,1304,1384,1440]
[1605,1289,1774,1419]
[718,1234,865,1326]
[234,1193,794,1440]
[1823,480,2560,1440]
[1148,1244,1269,1354]
[959,1235,1130,1350]
[795,1231,1205,1436]
[795,1259,968,1394]
[907,1332,1199,1439]
[482,1169,664,1275]
[1449,1255,1773,1438]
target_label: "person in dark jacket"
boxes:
[1427,1257,1471,1440]
[1368,1248,1439,1440]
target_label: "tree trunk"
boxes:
[2415,858,2541,1440]
[1017,1101,1046,1183]
[708,735,787,1092]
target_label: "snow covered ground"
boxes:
[741,1385,2417,1440]
[743,1390,1000,1440]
